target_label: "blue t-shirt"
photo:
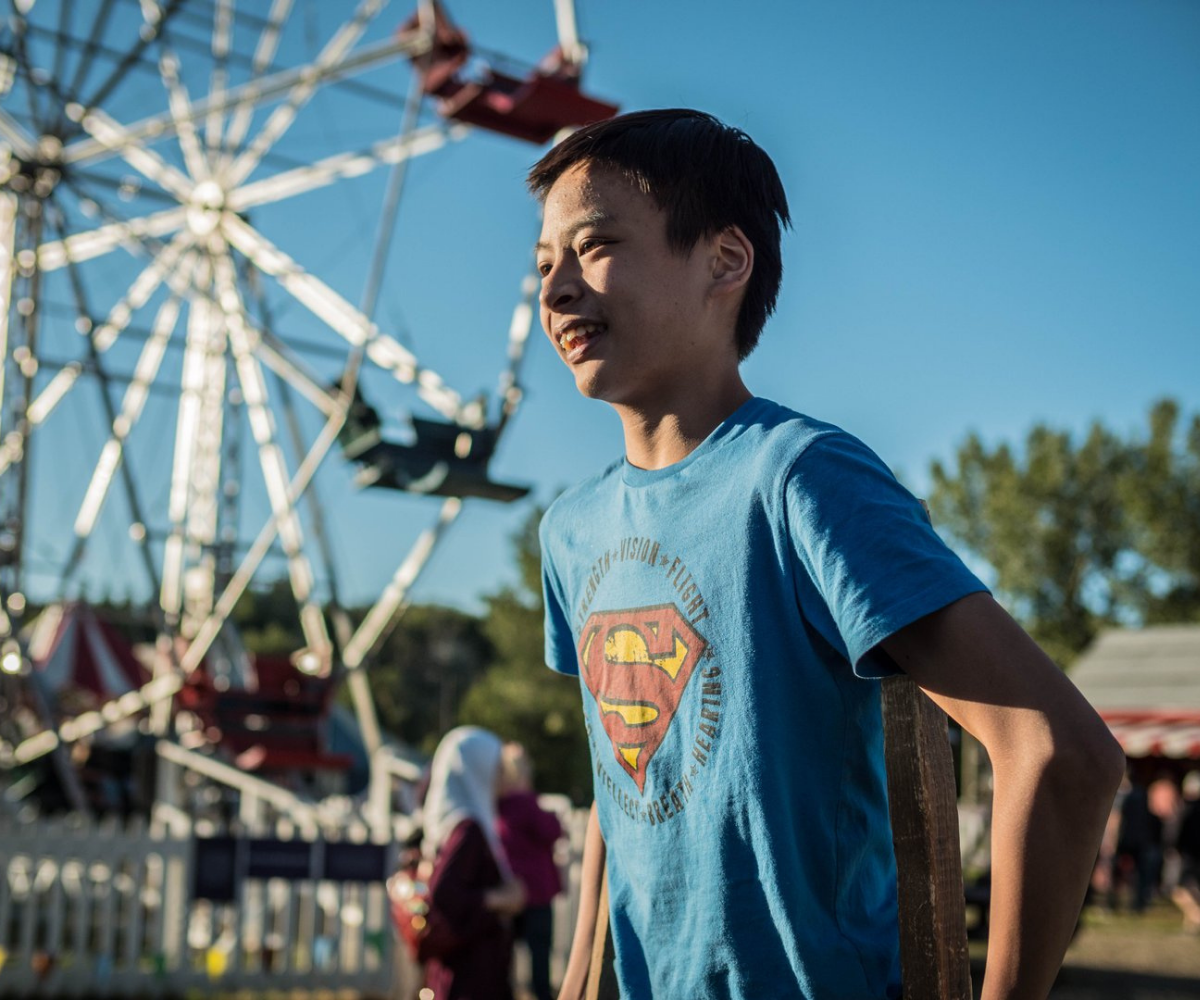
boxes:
[541,398,987,1000]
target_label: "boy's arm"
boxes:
[558,801,606,1000]
[880,591,1125,1000]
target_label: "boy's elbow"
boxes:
[1086,725,1127,799]
[1046,714,1125,806]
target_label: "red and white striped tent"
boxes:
[26,603,149,710]
[1099,712,1200,759]
[1071,624,1200,760]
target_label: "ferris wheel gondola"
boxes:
[0,0,616,819]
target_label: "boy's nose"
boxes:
[540,261,582,313]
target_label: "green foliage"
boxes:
[363,603,493,756]
[458,506,593,804]
[222,507,592,801]
[929,399,1200,666]
[232,578,304,654]
[228,577,492,753]
[1119,400,1200,624]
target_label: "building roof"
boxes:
[1070,624,1200,759]
[1071,624,1200,714]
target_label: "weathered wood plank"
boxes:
[882,674,973,1000]
[586,870,619,1000]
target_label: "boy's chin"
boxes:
[570,362,647,408]
[572,368,607,400]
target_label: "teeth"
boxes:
[558,324,602,350]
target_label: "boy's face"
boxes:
[536,163,721,408]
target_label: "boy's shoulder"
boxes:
[542,400,863,509]
[732,396,845,447]
[539,400,883,547]
[539,455,624,540]
[703,396,861,478]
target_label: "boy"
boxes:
[531,109,1123,999]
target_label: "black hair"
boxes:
[528,109,791,360]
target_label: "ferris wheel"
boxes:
[0,0,616,805]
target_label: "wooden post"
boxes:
[882,674,973,999]
[585,686,973,1000]
[586,871,619,1000]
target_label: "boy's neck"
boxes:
[615,374,753,471]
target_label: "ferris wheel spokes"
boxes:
[495,273,538,433]
[179,404,352,677]
[60,30,425,170]
[0,0,581,784]
[50,219,186,608]
[9,230,193,466]
[159,254,217,626]
[75,106,195,203]
[217,0,296,163]
[341,495,462,672]
[204,0,234,161]
[0,192,16,442]
[0,108,38,161]
[72,251,198,541]
[36,120,461,275]
[228,121,463,213]
[243,321,341,420]
[0,233,192,481]
[154,45,211,185]
[67,0,178,121]
[34,204,189,270]
[223,0,393,189]
[212,249,332,659]
[219,213,465,421]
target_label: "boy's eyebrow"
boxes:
[534,210,617,255]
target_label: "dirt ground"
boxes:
[971,902,1200,1000]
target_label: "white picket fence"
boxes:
[0,806,588,999]
[0,814,392,997]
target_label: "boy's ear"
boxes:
[709,224,754,300]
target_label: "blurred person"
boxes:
[1114,773,1163,912]
[497,742,564,1000]
[1170,771,1200,932]
[1090,786,1123,906]
[419,726,526,1000]
[1150,774,1184,893]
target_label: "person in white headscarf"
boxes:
[417,726,525,1000]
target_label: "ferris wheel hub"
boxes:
[35,136,62,162]
[187,180,226,237]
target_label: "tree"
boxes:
[363,603,493,755]
[928,399,1200,667]
[230,578,492,754]
[1120,399,1200,624]
[232,578,304,655]
[459,507,593,803]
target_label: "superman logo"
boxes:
[578,604,707,793]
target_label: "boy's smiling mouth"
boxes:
[556,321,607,360]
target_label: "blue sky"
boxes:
[12,0,1200,617]
[400,0,1200,610]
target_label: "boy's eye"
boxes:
[578,237,607,255]
[537,261,552,276]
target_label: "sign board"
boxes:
[192,836,391,901]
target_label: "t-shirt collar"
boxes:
[621,396,768,487]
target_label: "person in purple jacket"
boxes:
[497,741,564,1000]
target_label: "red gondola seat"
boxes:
[404,3,618,144]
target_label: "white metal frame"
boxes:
[0,0,542,795]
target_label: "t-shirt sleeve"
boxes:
[540,515,579,676]
[785,431,988,678]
